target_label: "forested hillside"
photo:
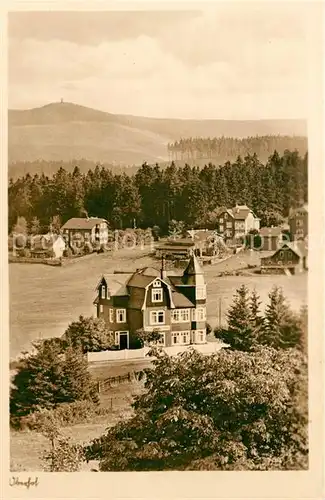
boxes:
[8,134,308,180]
[9,101,307,170]
[8,150,307,234]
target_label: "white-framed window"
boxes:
[99,304,104,313]
[219,225,224,232]
[226,222,232,229]
[116,309,126,323]
[195,307,206,321]
[153,279,161,287]
[150,310,165,325]
[287,251,292,258]
[196,329,206,343]
[279,251,284,258]
[196,285,206,300]
[109,308,114,323]
[101,285,106,299]
[171,309,190,323]
[219,218,224,224]
[224,213,228,220]
[172,331,190,345]
[152,288,163,302]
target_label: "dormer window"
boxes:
[153,279,161,287]
[100,285,106,299]
[152,288,163,302]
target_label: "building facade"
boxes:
[61,217,109,248]
[94,255,208,349]
[259,226,284,251]
[288,205,308,240]
[217,205,260,242]
[260,241,308,275]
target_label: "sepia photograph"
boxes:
[3,2,324,495]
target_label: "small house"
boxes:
[217,204,260,243]
[260,241,308,275]
[61,217,109,248]
[30,233,66,259]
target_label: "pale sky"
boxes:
[8,5,311,120]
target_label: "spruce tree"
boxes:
[262,286,304,349]
[220,285,256,351]
[249,288,264,342]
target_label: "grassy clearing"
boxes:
[10,248,307,360]
[10,379,143,472]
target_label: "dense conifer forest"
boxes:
[8,149,307,234]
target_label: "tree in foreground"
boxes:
[38,408,84,472]
[135,328,163,347]
[85,346,308,471]
[62,315,114,353]
[10,339,99,420]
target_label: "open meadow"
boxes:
[9,247,307,360]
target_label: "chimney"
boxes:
[161,256,167,279]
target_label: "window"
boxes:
[153,279,161,287]
[224,213,228,220]
[287,251,292,258]
[196,307,206,321]
[150,310,165,325]
[226,222,232,229]
[196,330,205,343]
[109,308,114,323]
[100,285,106,299]
[219,224,224,232]
[196,286,206,300]
[172,331,190,345]
[171,309,190,323]
[152,288,163,302]
[116,309,126,323]
[219,218,224,224]
[99,304,104,313]
[157,333,165,346]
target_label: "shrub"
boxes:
[63,247,73,258]
[19,400,111,430]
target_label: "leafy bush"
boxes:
[19,400,110,430]
[85,346,308,471]
[63,247,73,258]
[63,316,114,353]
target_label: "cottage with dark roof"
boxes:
[217,204,260,243]
[61,217,109,248]
[260,241,308,275]
[94,255,207,349]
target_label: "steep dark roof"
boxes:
[171,289,195,308]
[182,255,205,286]
[61,217,108,230]
[127,274,157,289]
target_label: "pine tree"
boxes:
[220,285,257,351]
[262,286,303,349]
[249,289,264,342]
[30,216,41,235]
[10,338,98,420]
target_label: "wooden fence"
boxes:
[97,369,145,393]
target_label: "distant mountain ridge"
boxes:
[8,102,307,167]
